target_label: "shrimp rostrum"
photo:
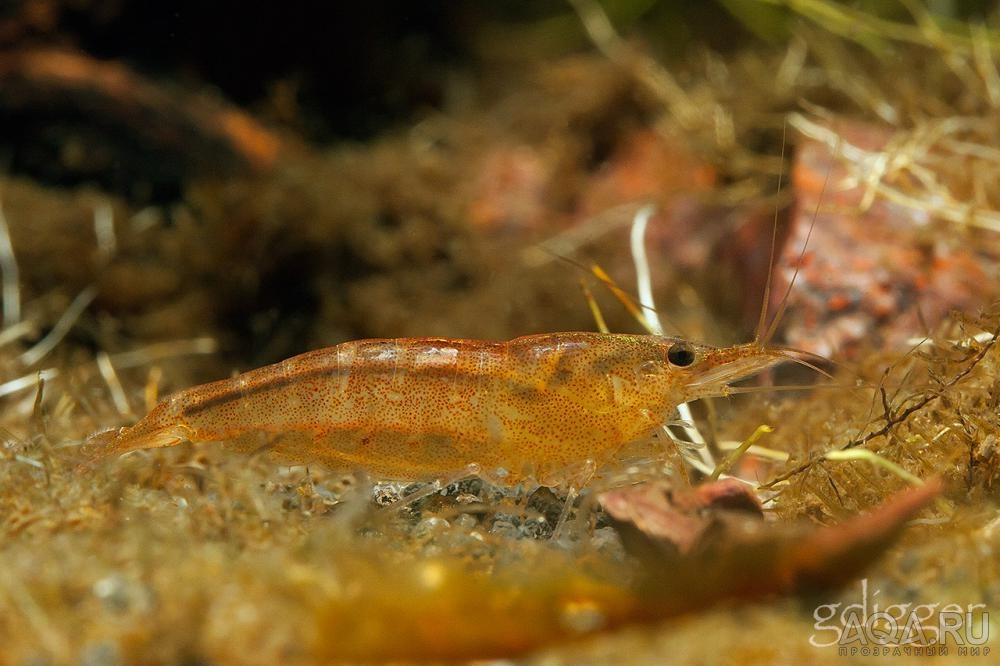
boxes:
[83,333,799,486]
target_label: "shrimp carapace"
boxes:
[82,333,791,486]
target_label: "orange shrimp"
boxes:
[82,333,796,485]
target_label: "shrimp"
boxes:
[82,333,796,486]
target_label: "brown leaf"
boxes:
[602,478,942,615]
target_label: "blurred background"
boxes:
[1,0,998,379]
[1,2,999,663]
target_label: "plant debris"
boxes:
[0,1,999,662]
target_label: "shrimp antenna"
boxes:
[754,123,786,346]
[760,135,839,348]
[725,383,857,395]
[766,342,861,379]
[769,348,834,380]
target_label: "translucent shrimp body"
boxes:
[83,333,788,485]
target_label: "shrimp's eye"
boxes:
[667,342,696,367]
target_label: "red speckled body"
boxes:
[84,333,787,485]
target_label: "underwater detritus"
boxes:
[2,1,1000,662]
[762,314,1000,493]
[604,478,943,600]
[306,479,941,661]
[0,48,285,199]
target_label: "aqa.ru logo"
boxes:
[811,579,991,655]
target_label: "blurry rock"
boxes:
[777,118,997,358]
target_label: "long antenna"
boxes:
[760,136,837,348]
[755,123,787,346]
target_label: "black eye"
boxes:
[667,342,696,367]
